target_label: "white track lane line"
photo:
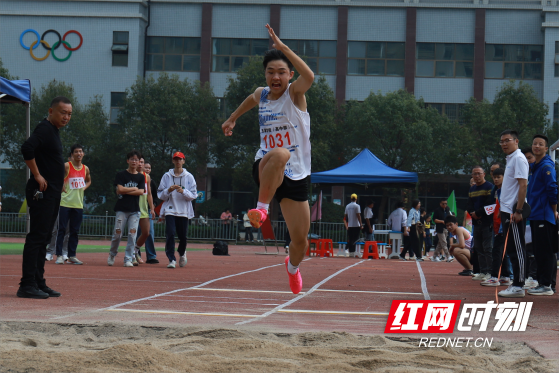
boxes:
[107,309,259,318]
[277,309,389,316]
[236,260,364,326]
[95,262,284,312]
[416,260,430,300]
[0,275,202,284]
[316,289,422,295]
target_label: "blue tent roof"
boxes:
[311,148,418,185]
[0,77,31,103]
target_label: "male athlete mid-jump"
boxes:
[221,24,314,294]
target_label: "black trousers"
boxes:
[530,220,557,287]
[245,227,254,242]
[473,224,493,274]
[401,226,422,258]
[500,212,527,287]
[20,192,60,288]
[347,227,361,253]
[525,243,538,279]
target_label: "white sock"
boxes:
[134,246,140,254]
[287,260,299,275]
[256,202,269,211]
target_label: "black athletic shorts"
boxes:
[252,159,309,203]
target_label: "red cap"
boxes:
[172,151,185,159]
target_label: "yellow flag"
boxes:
[18,199,27,217]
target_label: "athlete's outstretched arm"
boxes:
[221,87,264,136]
[266,24,314,95]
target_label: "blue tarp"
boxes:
[0,77,31,103]
[311,148,418,185]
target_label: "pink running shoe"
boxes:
[247,208,268,229]
[285,256,303,294]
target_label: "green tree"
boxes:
[344,89,468,219]
[462,80,550,170]
[117,73,220,187]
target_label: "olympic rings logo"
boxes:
[20,29,83,61]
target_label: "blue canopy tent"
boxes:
[311,148,418,187]
[1,77,32,231]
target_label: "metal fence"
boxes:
[0,212,388,245]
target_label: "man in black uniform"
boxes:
[18,96,72,299]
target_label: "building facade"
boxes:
[2,0,559,200]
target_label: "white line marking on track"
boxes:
[0,275,202,284]
[138,299,281,306]
[191,288,302,294]
[96,262,284,312]
[416,260,430,300]
[316,289,422,295]
[107,309,259,317]
[235,260,365,326]
[277,309,389,316]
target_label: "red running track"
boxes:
[0,240,557,358]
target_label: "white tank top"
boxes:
[453,227,472,250]
[255,84,311,180]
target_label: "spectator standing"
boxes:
[136,160,158,264]
[467,166,494,281]
[526,135,557,296]
[423,213,433,258]
[157,152,197,268]
[18,96,71,299]
[433,199,451,262]
[46,155,71,262]
[344,194,362,258]
[221,209,233,239]
[363,200,375,242]
[497,130,529,298]
[242,211,254,243]
[480,168,513,286]
[133,157,157,265]
[490,162,514,280]
[54,144,91,265]
[387,201,407,259]
[107,150,145,267]
[521,147,539,289]
[402,200,423,261]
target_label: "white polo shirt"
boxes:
[345,202,361,227]
[500,148,529,214]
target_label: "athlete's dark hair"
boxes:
[144,160,151,166]
[395,201,404,208]
[411,199,421,209]
[522,147,534,156]
[493,168,505,177]
[472,165,484,173]
[50,96,71,108]
[445,215,458,225]
[263,49,293,71]
[420,207,426,214]
[367,200,374,206]
[126,150,142,160]
[440,198,447,203]
[491,162,505,169]
[69,143,83,156]
[533,134,548,147]
[500,129,518,139]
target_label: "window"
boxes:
[146,37,201,72]
[485,44,543,80]
[283,40,337,74]
[555,41,559,78]
[211,38,268,72]
[416,43,473,78]
[554,102,559,124]
[427,103,466,124]
[110,92,126,124]
[347,41,405,76]
[112,31,129,67]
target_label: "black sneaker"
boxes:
[146,259,159,264]
[17,286,49,299]
[458,269,473,276]
[40,287,61,297]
